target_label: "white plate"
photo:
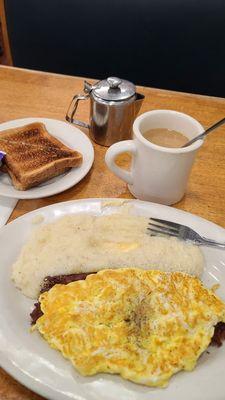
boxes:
[0,199,225,400]
[0,118,94,199]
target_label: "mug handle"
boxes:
[105,140,137,185]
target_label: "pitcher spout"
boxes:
[135,93,145,115]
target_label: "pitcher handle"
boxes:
[65,94,90,129]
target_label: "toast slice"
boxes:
[0,122,83,190]
[4,164,71,190]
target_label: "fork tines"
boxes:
[147,218,179,238]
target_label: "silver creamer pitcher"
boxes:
[66,76,145,146]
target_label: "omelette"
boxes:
[33,269,225,387]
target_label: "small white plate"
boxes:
[0,118,94,199]
[0,199,225,400]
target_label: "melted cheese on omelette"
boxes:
[34,269,225,387]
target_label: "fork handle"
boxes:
[198,237,225,249]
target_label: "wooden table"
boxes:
[0,65,225,400]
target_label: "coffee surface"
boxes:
[143,128,188,148]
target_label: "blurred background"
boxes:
[0,0,225,97]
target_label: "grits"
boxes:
[12,213,204,298]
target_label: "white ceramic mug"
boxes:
[105,110,204,205]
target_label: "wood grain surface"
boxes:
[0,65,225,400]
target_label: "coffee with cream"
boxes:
[143,128,188,148]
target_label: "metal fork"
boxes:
[147,218,225,249]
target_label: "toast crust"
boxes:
[0,122,83,190]
[5,165,71,190]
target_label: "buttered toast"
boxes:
[0,122,83,190]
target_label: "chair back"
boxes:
[4,0,225,97]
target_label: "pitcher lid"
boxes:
[92,77,136,101]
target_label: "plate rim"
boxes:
[0,198,225,400]
[2,197,225,235]
[0,117,94,199]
